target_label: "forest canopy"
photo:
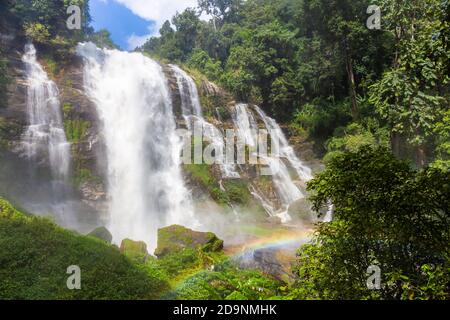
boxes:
[142,0,449,169]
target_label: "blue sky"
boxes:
[90,0,198,50]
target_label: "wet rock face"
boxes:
[55,56,107,183]
[235,247,295,282]
[1,37,28,144]
[0,38,108,219]
[154,225,224,258]
[162,65,183,119]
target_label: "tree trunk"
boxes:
[416,145,427,168]
[391,131,401,158]
[344,38,359,121]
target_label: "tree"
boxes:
[292,147,450,299]
[369,0,449,167]
[172,8,201,59]
[198,0,242,29]
[87,29,117,49]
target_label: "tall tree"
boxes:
[369,0,449,167]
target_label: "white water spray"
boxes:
[78,43,194,251]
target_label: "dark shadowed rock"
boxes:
[88,226,112,243]
[154,225,223,258]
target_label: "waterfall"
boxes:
[169,64,202,117]
[253,105,313,182]
[234,103,259,148]
[21,43,71,181]
[170,65,240,179]
[233,104,312,223]
[77,43,194,251]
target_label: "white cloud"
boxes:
[126,31,152,50]
[115,0,198,30]
[106,0,199,50]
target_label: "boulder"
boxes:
[120,239,148,260]
[154,225,223,258]
[88,227,113,244]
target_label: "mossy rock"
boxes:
[154,225,224,258]
[88,227,112,244]
[120,239,148,261]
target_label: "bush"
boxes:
[292,99,352,139]
[292,148,450,300]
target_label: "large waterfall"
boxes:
[21,43,71,182]
[77,43,194,250]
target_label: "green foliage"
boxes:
[141,0,448,167]
[187,49,223,82]
[185,164,227,205]
[432,109,450,170]
[291,99,352,139]
[168,261,283,300]
[87,29,117,49]
[0,198,168,299]
[324,120,390,163]
[64,118,90,144]
[3,0,106,55]
[292,148,450,299]
[222,180,251,205]
[369,0,449,165]
[24,22,51,44]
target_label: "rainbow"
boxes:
[225,228,314,257]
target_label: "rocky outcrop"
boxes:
[154,225,224,258]
[120,239,149,260]
[88,226,113,243]
[50,55,108,196]
[0,33,28,148]
[0,34,108,217]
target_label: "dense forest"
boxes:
[142,0,450,167]
[142,1,450,298]
[0,0,449,300]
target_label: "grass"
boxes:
[0,198,168,299]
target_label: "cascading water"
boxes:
[253,105,313,182]
[234,103,259,149]
[77,43,194,251]
[233,104,312,223]
[21,43,71,182]
[170,65,240,179]
[17,43,77,226]
[170,64,203,117]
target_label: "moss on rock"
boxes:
[155,225,224,258]
[88,226,112,244]
[120,239,149,261]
